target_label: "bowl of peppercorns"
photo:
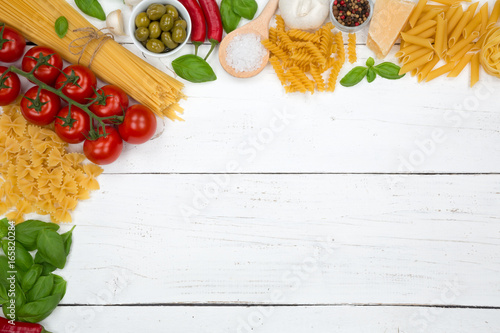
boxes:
[330,0,373,32]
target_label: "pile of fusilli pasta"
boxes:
[262,16,346,93]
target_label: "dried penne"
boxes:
[404,47,435,64]
[426,61,457,81]
[463,5,484,39]
[418,27,438,38]
[409,0,428,27]
[399,51,434,74]
[447,30,480,56]
[487,0,500,29]
[450,43,474,61]
[417,56,440,82]
[470,52,480,87]
[416,8,446,26]
[406,20,437,36]
[447,52,474,77]
[435,13,448,59]
[449,10,473,46]
[447,5,464,33]
[401,32,435,49]
[479,2,489,35]
[396,44,422,58]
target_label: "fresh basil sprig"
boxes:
[233,0,258,20]
[221,0,241,34]
[55,16,69,38]
[340,57,405,87]
[172,55,217,83]
[75,0,106,21]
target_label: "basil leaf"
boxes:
[373,62,405,79]
[366,57,375,67]
[75,0,106,21]
[0,256,11,289]
[367,67,376,83]
[37,229,66,269]
[172,55,217,83]
[18,294,61,323]
[55,16,69,38]
[14,242,34,272]
[21,264,43,292]
[340,66,368,87]
[16,220,60,251]
[34,252,57,275]
[232,0,258,20]
[51,274,67,300]
[0,218,9,238]
[0,283,7,305]
[221,0,241,33]
[27,275,54,302]
[61,226,75,256]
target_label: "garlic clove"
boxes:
[106,9,126,36]
[124,0,143,9]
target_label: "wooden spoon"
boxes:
[218,0,279,78]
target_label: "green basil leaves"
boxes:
[55,16,69,38]
[221,0,241,33]
[172,55,217,83]
[75,0,106,21]
[37,229,67,269]
[340,57,404,87]
[233,0,258,20]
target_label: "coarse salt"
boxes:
[226,33,267,73]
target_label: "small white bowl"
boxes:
[129,0,192,57]
[329,0,373,33]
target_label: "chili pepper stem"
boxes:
[193,42,202,56]
[204,39,218,61]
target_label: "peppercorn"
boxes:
[332,0,370,27]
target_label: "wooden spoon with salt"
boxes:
[218,0,279,78]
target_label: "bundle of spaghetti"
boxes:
[0,102,103,223]
[262,16,345,93]
[397,0,500,86]
[0,0,184,120]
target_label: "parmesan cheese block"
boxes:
[367,0,415,58]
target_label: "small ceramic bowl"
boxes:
[129,0,192,57]
[329,0,374,33]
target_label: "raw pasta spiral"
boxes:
[348,33,357,64]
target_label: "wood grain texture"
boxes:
[40,174,500,306]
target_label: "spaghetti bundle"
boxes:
[0,0,184,120]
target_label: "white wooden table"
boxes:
[24,0,500,331]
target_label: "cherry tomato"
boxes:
[89,85,129,124]
[0,24,26,63]
[118,105,157,144]
[55,65,97,104]
[54,106,91,144]
[20,86,61,126]
[0,66,21,106]
[84,126,123,165]
[22,46,63,86]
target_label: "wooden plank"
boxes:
[43,306,500,332]
[44,174,500,305]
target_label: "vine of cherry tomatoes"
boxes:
[0,24,158,165]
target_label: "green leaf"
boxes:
[51,274,67,300]
[0,218,9,238]
[373,62,405,80]
[0,256,11,289]
[55,16,69,38]
[221,0,241,33]
[0,240,32,272]
[34,252,57,275]
[340,66,368,87]
[232,0,258,20]
[17,294,61,323]
[172,55,217,83]
[37,229,66,269]
[27,275,54,302]
[367,67,376,83]
[21,264,43,292]
[16,220,60,251]
[366,57,375,67]
[75,0,106,21]
[0,283,8,305]
[61,226,75,256]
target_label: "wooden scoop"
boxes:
[218,0,279,78]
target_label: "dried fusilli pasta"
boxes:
[348,33,357,64]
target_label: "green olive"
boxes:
[171,26,187,44]
[147,4,166,20]
[135,27,150,42]
[146,38,165,53]
[173,19,187,29]
[161,32,179,50]
[149,21,161,39]
[165,5,179,20]
[160,14,174,32]
[135,12,150,28]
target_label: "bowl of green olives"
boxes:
[129,0,191,57]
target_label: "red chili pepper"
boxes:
[178,0,207,56]
[0,317,50,333]
[197,0,223,60]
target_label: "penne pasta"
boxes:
[435,13,448,59]
[426,61,457,81]
[396,44,422,58]
[432,0,466,5]
[450,43,474,61]
[447,52,474,77]
[472,33,488,51]
[399,51,434,74]
[401,32,435,49]
[447,30,480,56]
[409,0,428,27]
[447,6,464,34]
[423,5,449,13]
[416,8,446,26]
[449,10,472,47]
[417,56,440,82]
[463,4,485,39]
[479,2,489,36]
[406,20,437,36]
[404,47,436,64]
[418,27,438,38]
[487,0,500,30]
[445,3,460,21]
[470,52,480,87]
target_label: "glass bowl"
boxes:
[329,0,374,33]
